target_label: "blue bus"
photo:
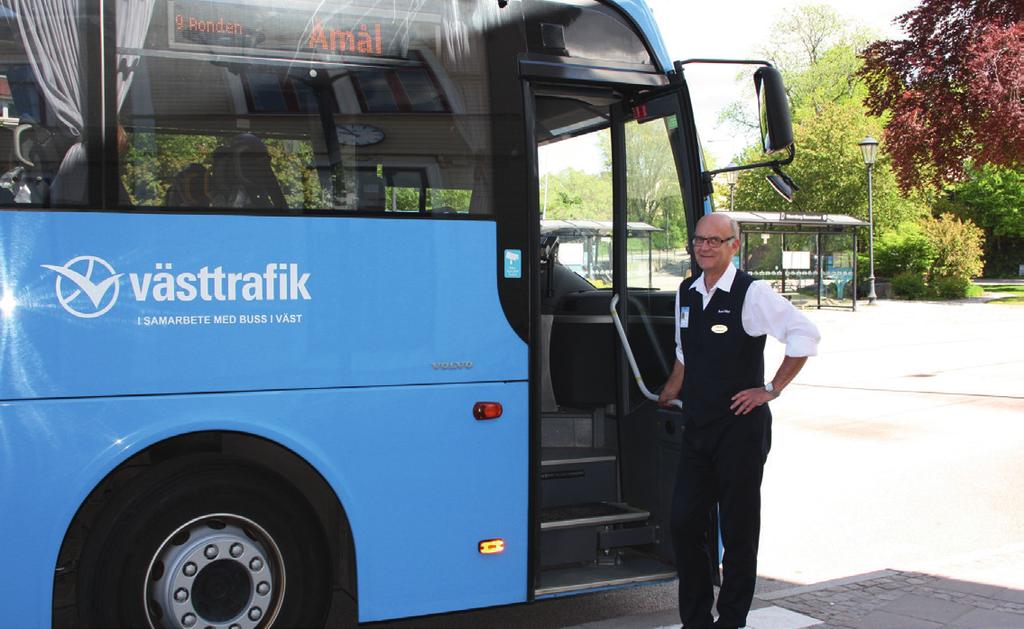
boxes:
[0,0,794,626]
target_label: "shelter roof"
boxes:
[715,211,868,228]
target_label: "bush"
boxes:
[892,271,929,299]
[875,223,936,278]
[932,275,972,299]
[922,214,985,284]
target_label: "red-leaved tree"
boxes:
[860,0,1024,190]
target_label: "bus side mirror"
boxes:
[754,67,793,156]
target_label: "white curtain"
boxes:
[2,0,154,202]
[117,0,157,110]
[2,0,83,137]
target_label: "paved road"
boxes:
[364,299,1024,627]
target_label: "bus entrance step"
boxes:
[540,502,649,530]
[539,503,655,568]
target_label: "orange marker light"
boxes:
[473,402,503,420]
[479,539,505,555]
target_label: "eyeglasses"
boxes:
[691,235,736,248]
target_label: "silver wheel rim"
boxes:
[144,513,286,629]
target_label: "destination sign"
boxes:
[167,0,440,60]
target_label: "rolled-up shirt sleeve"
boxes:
[742,281,821,356]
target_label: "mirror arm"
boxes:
[700,145,795,197]
[675,58,775,69]
[704,144,794,178]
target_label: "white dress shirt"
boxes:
[674,263,821,365]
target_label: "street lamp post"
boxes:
[859,136,879,304]
[724,163,738,212]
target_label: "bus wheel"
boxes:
[74,458,331,628]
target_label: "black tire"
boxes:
[71,455,331,629]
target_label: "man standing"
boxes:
[658,213,820,629]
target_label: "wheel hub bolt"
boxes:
[182,613,197,627]
[249,557,263,571]
[249,607,263,621]
[204,544,219,559]
[230,543,244,558]
[183,562,198,577]
[256,581,270,596]
[174,588,189,603]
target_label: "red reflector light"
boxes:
[473,402,503,420]
[479,539,505,554]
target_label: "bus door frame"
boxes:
[520,61,706,595]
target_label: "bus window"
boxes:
[117,0,501,214]
[0,2,94,207]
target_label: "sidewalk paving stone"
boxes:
[879,594,972,624]
[947,608,1024,629]
[753,570,1024,629]
[854,610,942,629]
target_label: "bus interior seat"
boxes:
[537,237,618,409]
[208,134,286,210]
[47,142,88,206]
[165,163,211,208]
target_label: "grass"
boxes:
[979,283,1024,304]
[983,284,1024,294]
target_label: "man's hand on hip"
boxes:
[730,387,776,415]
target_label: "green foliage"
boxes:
[123,133,218,205]
[936,164,1024,277]
[873,222,935,279]
[543,118,686,248]
[731,99,927,232]
[724,5,928,232]
[921,213,986,284]
[891,271,929,300]
[943,165,1024,239]
[932,275,972,300]
[600,119,682,227]
[541,167,612,220]
[265,139,319,209]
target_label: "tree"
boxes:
[937,164,1024,275]
[860,0,1024,190]
[539,167,612,220]
[719,4,875,132]
[722,6,928,233]
[599,119,680,227]
[731,98,928,231]
[759,4,876,114]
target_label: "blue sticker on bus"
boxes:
[504,249,522,279]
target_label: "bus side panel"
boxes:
[0,381,528,626]
[0,212,527,400]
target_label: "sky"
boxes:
[539,0,920,174]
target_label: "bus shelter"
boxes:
[541,219,660,288]
[717,211,869,310]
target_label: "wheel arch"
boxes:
[52,429,357,625]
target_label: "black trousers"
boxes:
[671,406,772,628]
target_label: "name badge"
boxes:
[711,324,728,334]
[679,306,690,329]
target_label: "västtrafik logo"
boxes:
[41,256,123,318]
[41,256,312,318]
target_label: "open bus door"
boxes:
[529,78,699,597]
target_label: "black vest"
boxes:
[678,270,767,426]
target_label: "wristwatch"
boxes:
[764,382,778,397]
